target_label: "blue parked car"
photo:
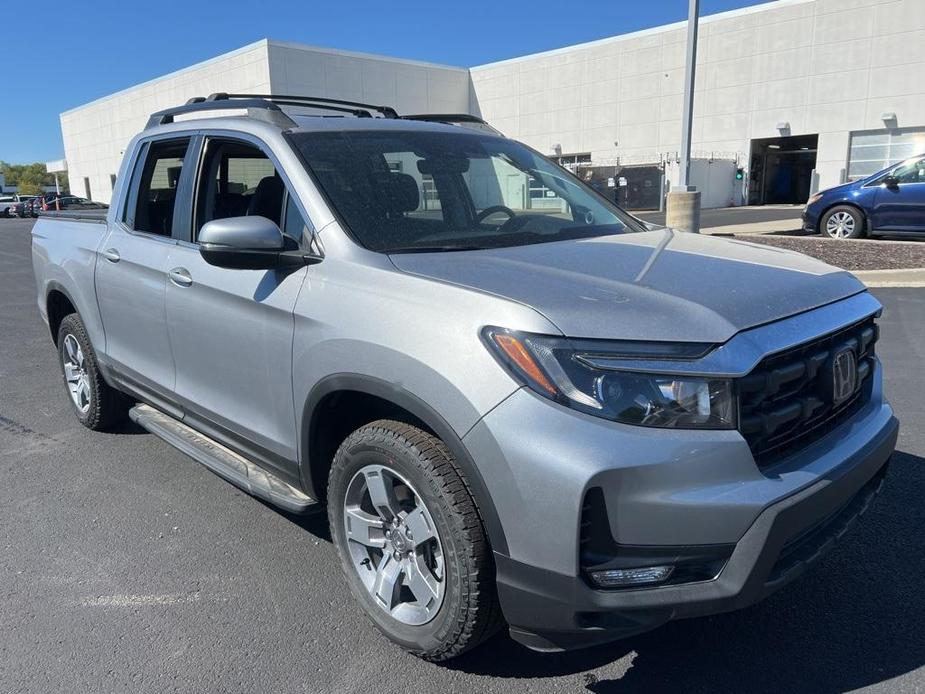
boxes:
[803,154,925,239]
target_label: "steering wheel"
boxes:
[474,205,516,226]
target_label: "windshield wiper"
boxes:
[386,245,485,254]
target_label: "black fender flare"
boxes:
[43,280,81,340]
[300,373,509,555]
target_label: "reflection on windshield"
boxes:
[291,129,641,253]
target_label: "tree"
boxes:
[0,161,69,194]
[17,172,46,196]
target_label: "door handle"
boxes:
[102,248,120,263]
[168,267,193,287]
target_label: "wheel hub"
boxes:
[385,522,412,554]
[826,211,856,238]
[62,333,91,414]
[343,464,445,626]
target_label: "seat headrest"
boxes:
[372,172,420,214]
[248,175,284,225]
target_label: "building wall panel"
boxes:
[470,0,925,192]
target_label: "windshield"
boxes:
[290,130,640,253]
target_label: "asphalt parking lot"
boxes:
[1,216,923,693]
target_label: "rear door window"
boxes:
[125,138,191,236]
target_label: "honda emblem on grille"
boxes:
[832,349,858,405]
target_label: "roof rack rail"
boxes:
[216,93,400,119]
[145,96,299,129]
[401,113,502,135]
[401,113,488,125]
[145,92,394,129]
[145,94,499,134]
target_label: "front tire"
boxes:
[821,205,865,239]
[57,313,127,430]
[327,420,501,661]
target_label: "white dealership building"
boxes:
[59,0,925,209]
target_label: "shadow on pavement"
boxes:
[283,505,332,542]
[106,417,148,435]
[450,450,925,693]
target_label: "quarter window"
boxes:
[283,193,310,243]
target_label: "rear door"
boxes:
[95,136,195,409]
[870,156,925,232]
[163,135,312,481]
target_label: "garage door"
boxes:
[848,128,925,180]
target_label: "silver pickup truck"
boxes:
[31,94,898,661]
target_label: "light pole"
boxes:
[666,0,702,232]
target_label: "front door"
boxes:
[871,156,925,232]
[96,137,193,403]
[164,136,312,482]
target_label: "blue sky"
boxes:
[0,0,769,163]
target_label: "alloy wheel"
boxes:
[62,334,91,414]
[826,210,856,238]
[343,464,445,626]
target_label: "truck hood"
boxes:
[388,229,866,343]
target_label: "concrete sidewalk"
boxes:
[853,268,925,288]
[702,218,803,236]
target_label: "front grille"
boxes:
[738,316,878,468]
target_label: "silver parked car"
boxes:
[31,94,897,660]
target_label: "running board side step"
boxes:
[129,404,319,514]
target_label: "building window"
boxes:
[848,128,925,180]
[110,174,117,190]
[83,177,91,200]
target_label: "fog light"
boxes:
[589,566,674,588]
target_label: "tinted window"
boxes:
[283,193,310,244]
[194,138,305,246]
[127,138,190,236]
[291,130,637,253]
[892,157,925,184]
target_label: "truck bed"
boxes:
[31,213,110,352]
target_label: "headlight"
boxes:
[483,327,736,429]
[807,193,823,206]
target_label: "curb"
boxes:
[704,223,802,236]
[853,268,925,288]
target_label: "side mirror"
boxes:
[883,175,900,189]
[198,216,320,269]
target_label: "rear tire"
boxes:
[56,313,127,430]
[821,205,865,239]
[327,419,502,661]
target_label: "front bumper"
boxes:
[496,417,895,651]
[465,366,897,651]
[802,207,820,232]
